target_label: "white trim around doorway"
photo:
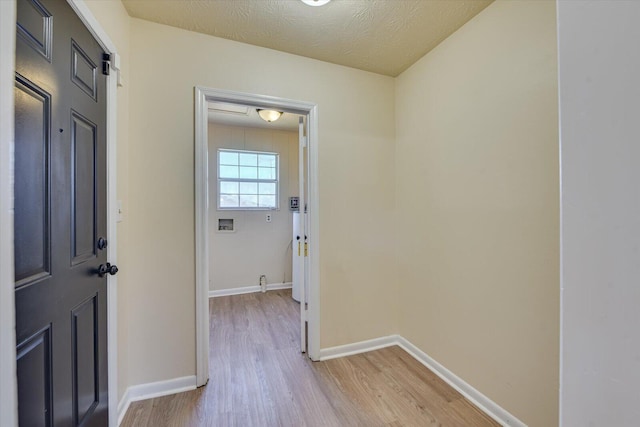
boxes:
[0,1,18,425]
[194,86,321,387]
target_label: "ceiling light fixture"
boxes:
[257,109,283,123]
[300,0,331,6]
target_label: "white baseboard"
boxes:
[395,336,526,427]
[116,388,131,426]
[117,375,197,426]
[319,335,526,427]
[209,282,292,298]
[319,335,397,361]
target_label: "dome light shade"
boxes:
[300,0,331,6]
[257,109,283,123]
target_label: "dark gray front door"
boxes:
[14,0,109,425]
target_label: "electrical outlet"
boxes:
[266,214,272,223]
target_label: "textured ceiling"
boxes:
[121,0,493,77]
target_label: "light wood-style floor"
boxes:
[121,290,499,426]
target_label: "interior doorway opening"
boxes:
[194,87,320,387]
[207,102,307,344]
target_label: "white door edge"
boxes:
[298,117,306,353]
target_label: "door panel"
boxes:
[13,77,51,287]
[71,112,97,265]
[71,41,97,101]
[15,0,109,425]
[71,295,99,425]
[16,0,52,61]
[16,325,53,427]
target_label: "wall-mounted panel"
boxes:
[71,40,97,101]
[16,0,52,61]
[16,325,53,427]
[14,75,51,287]
[72,295,99,425]
[71,111,97,265]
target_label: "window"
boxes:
[217,149,279,210]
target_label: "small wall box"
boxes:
[218,218,234,232]
[289,197,300,211]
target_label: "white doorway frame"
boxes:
[0,1,121,426]
[0,2,18,425]
[194,86,321,387]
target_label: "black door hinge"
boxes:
[102,53,110,76]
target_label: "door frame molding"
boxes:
[0,1,121,425]
[194,86,321,386]
[0,1,18,425]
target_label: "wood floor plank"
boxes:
[120,397,152,426]
[120,289,500,427]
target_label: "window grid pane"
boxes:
[239,153,257,166]
[218,149,278,209]
[219,152,238,166]
[258,195,276,208]
[239,166,258,179]
[258,183,276,195]
[239,194,258,207]
[219,165,238,179]
[219,194,239,208]
[258,167,275,180]
[220,181,239,194]
[258,155,275,167]
[239,182,258,194]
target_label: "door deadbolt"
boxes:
[97,237,108,250]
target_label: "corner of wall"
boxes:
[392,1,559,425]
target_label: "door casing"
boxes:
[0,2,18,426]
[194,86,321,387]
[0,1,120,425]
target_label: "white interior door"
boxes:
[298,116,307,353]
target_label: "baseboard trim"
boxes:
[116,388,131,426]
[117,375,197,426]
[209,282,292,298]
[318,335,397,361]
[396,337,526,427]
[319,335,526,427]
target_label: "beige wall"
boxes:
[84,0,131,403]
[126,18,398,385]
[395,1,559,426]
[85,1,560,424]
[208,124,298,291]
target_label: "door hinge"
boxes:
[301,136,308,148]
[102,53,110,76]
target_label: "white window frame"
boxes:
[217,148,279,210]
